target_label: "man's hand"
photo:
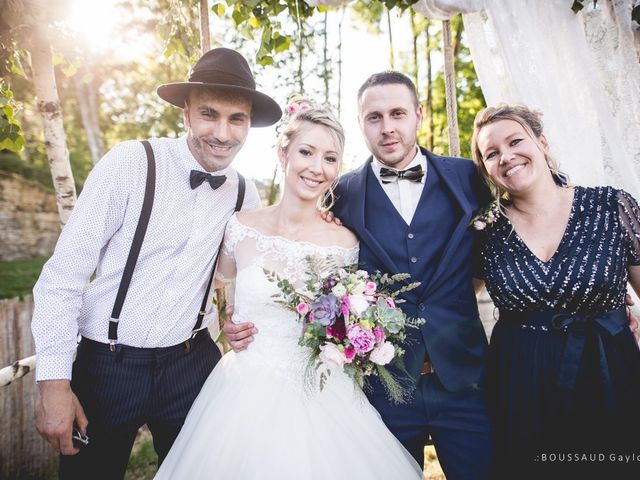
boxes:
[625,293,639,342]
[320,210,342,226]
[222,304,258,352]
[35,380,88,455]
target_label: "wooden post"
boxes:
[200,0,211,53]
[0,296,58,477]
[442,19,460,157]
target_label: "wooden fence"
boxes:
[0,295,58,479]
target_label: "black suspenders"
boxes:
[107,140,246,351]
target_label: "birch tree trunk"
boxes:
[26,0,77,226]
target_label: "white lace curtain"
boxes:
[311,0,640,199]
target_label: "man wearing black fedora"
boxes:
[31,47,281,479]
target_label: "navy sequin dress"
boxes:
[478,186,640,477]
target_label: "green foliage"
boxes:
[124,434,158,480]
[0,151,54,190]
[0,6,28,153]
[0,85,24,152]
[414,16,485,159]
[0,256,48,299]
[571,0,596,13]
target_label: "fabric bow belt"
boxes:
[500,307,628,413]
[190,170,227,190]
[379,165,424,184]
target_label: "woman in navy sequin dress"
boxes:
[470,104,640,478]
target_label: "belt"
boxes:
[79,328,211,357]
[499,307,628,413]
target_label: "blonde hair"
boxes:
[277,96,345,211]
[471,103,569,203]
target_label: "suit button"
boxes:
[407,233,414,239]
[410,256,417,263]
[418,303,425,311]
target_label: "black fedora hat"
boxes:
[157,48,281,127]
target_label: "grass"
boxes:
[0,256,48,299]
[125,428,158,480]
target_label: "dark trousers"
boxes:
[370,372,493,480]
[59,330,221,480]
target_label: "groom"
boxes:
[333,72,493,478]
[225,71,493,479]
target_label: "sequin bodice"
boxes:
[480,187,640,314]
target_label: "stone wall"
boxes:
[0,171,60,261]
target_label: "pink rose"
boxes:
[369,341,395,366]
[286,104,297,114]
[385,297,395,309]
[373,326,385,343]
[343,345,356,363]
[346,324,376,354]
[364,281,377,295]
[296,302,309,315]
[319,343,346,369]
[340,295,351,318]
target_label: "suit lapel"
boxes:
[348,159,402,275]
[421,152,474,298]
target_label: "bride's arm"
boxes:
[216,237,258,352]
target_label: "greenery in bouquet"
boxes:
[265,256,424,403]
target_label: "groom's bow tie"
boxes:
[190,170,227,190]
[379,164,424,184]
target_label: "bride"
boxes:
[154,101,423,479]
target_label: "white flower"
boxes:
[319,343,346,369]
[369,341,395,366]
[473,220,486,231]
[350,281,366,295]
[332,284,347,297]
[348,294,370,316]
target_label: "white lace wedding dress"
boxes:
[155,215,422,479]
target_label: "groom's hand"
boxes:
[320,210,342,226]
[36,379,88,455]
[222,304,258,352]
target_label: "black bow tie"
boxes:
[190,170,227,190]
[379,165,424,184]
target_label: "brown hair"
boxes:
[357,71,419,109]
[471,103,569,201]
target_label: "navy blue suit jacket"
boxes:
[333,147,491,393]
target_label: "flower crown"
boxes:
[285,100,314,116]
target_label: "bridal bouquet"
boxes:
[265,257,423,403]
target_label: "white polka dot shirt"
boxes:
[31,135,261,381]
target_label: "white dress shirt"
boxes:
[32,135,261,381]
[370,148,427,225]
